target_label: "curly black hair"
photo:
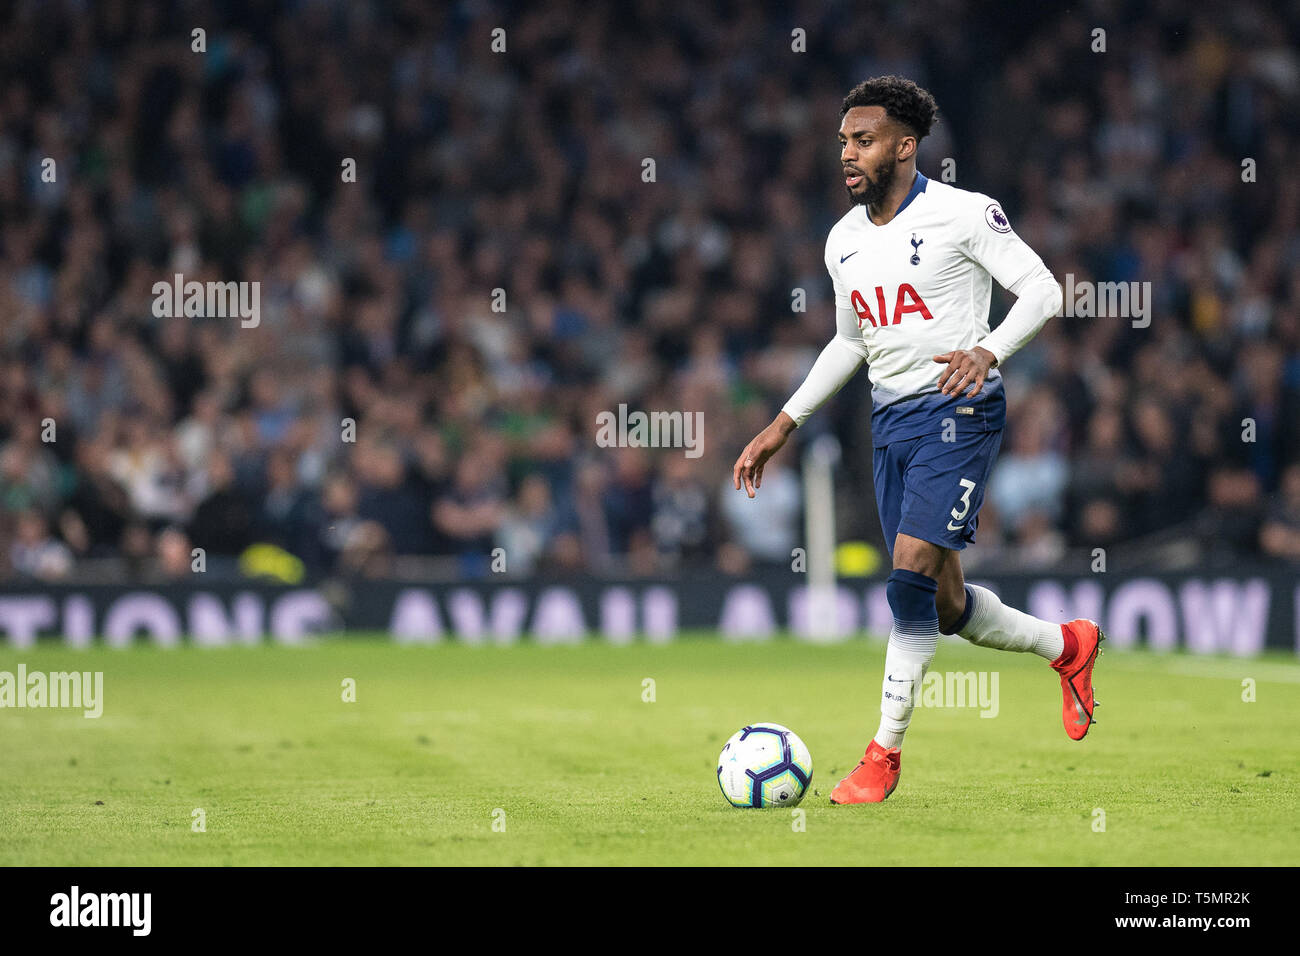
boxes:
[841,75,938,140]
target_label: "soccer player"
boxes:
[731,76,1102,804]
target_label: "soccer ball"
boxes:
[716,723,813,808]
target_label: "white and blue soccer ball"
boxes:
[716,723,813,808]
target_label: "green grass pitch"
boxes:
[1,634,1297,866]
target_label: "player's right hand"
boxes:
[733,413,796,498]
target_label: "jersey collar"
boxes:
[865,171,928,224]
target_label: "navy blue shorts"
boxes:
[873,427,1004,555]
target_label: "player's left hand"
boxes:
[933,347,998,398]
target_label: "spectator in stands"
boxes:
[10,510,73,581]
[1259,463,1300,561]
[718,461,801,571]
[432,446,507,563]
[496,473,561,575]
[189,450,256,560]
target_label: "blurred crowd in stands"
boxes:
[1,0,1299,581]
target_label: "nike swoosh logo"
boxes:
[947,521,965,531]
[886,675,910,683]
[840,251,859,263]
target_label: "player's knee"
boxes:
[892,534,945,579]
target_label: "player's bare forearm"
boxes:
[732,411,796,498]
[932,346,998,398]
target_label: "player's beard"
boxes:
[848,161,896,208]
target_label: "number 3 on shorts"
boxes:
[949,477,977,526]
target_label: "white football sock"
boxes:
[874,629,938,751]
[957,584,1063,661]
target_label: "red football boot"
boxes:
[1052,619,1104,740]
[829,740,902,804]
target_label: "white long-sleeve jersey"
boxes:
[782,172,1062,446]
